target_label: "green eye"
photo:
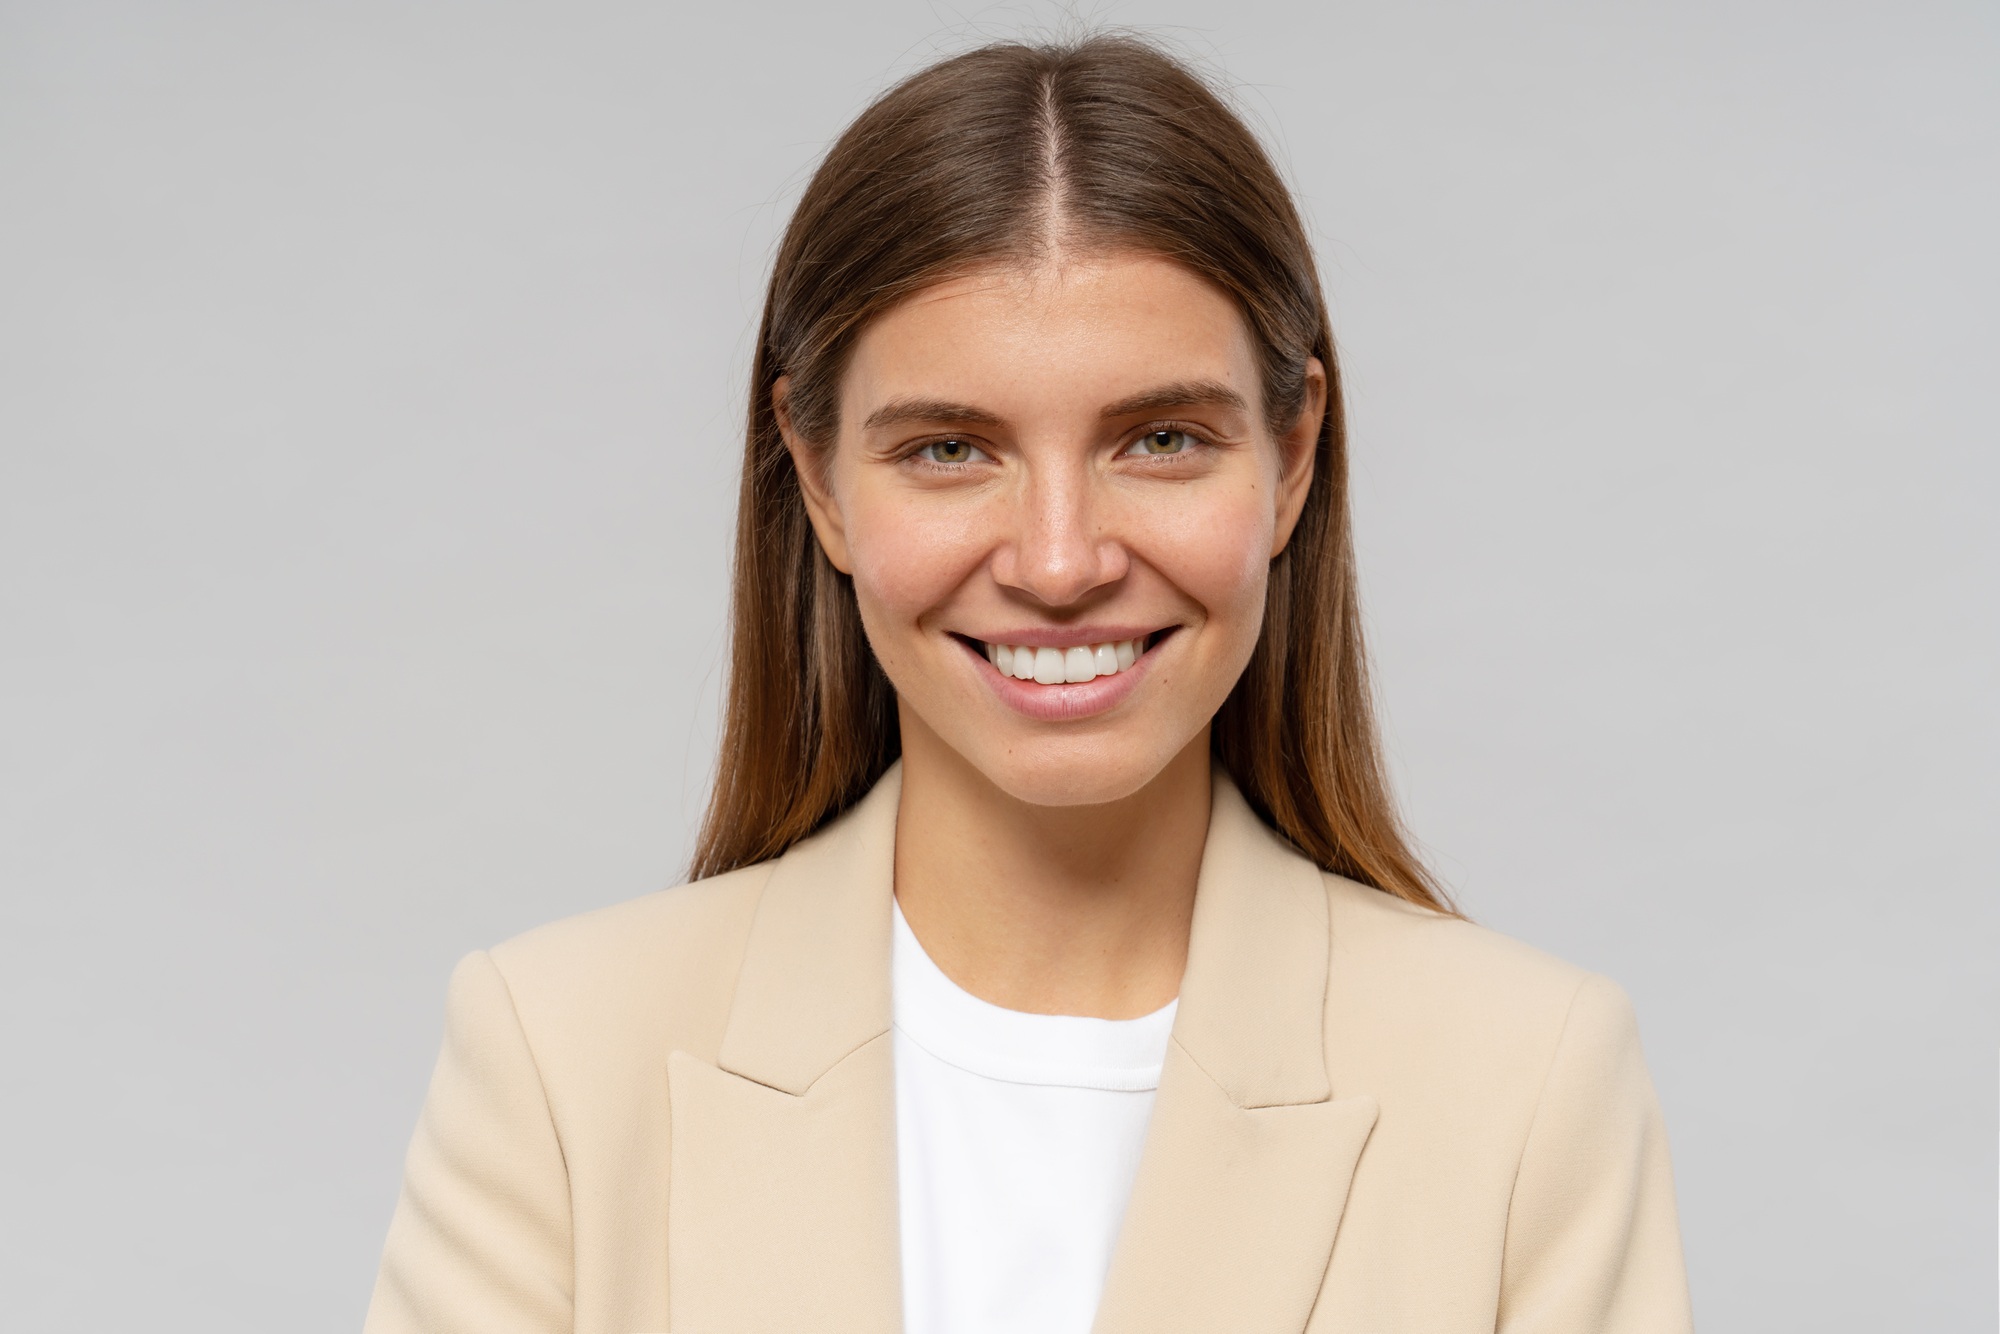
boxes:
[917,439,980,464]
[1128,429,1194,456]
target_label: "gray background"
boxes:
[2,1,1993,1328]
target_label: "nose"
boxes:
[987,463,1129,607]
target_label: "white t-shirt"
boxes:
[890,895,1178,1334]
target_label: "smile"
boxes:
[956,630,1168,685]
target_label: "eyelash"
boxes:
[902,423,1214,472]
[1122,426,1205,460]
[908,438,992,468]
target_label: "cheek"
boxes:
[841,489,989,629]
[1133,483,1275,629]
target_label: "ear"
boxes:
[1269,356,1326,558]
[773,375,854,574]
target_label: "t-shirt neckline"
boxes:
[890,894,1178,1092]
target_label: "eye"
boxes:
[915,438,986,465]
[1124,428,1197,457]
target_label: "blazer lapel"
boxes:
[666,765,906,1334]
[1090,769,1380,1334]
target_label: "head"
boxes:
[694,35,1451,912]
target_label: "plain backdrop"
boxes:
[1,1,1994,1329]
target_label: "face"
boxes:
[779,251,1323,808]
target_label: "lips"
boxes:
[950,628,1173,723]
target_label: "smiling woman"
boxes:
[364,33,1694,1334]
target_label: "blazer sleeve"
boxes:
[1496,972,1694,1333]
[363,950,575,1334]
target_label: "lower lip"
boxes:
[960,637,1163,723]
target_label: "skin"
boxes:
[778,250,1324,1018]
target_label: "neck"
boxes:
[891,708,1210,1019]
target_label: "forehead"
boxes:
[841,253,1262,426]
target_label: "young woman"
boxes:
[364,35,1693,1334]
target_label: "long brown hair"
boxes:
[690,34,1454,914]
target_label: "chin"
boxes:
[966,736,1189,810]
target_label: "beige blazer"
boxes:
[363,761,1693,1334]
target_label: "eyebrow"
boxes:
[859,379,1250,432]
[1097,379,1250,421]
[861,397,1006,431]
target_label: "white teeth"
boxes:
[983,636,1151,684]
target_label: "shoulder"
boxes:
[1317,871,1637,1108]
[466,861,777,1074]
[1313,877,1691,1324]
[490,860,773,988]
[1322,871,1593,1011]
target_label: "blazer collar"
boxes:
[716,756,1334,1107]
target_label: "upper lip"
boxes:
[955,625,1172,649]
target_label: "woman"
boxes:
[364,35,1694,1334]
